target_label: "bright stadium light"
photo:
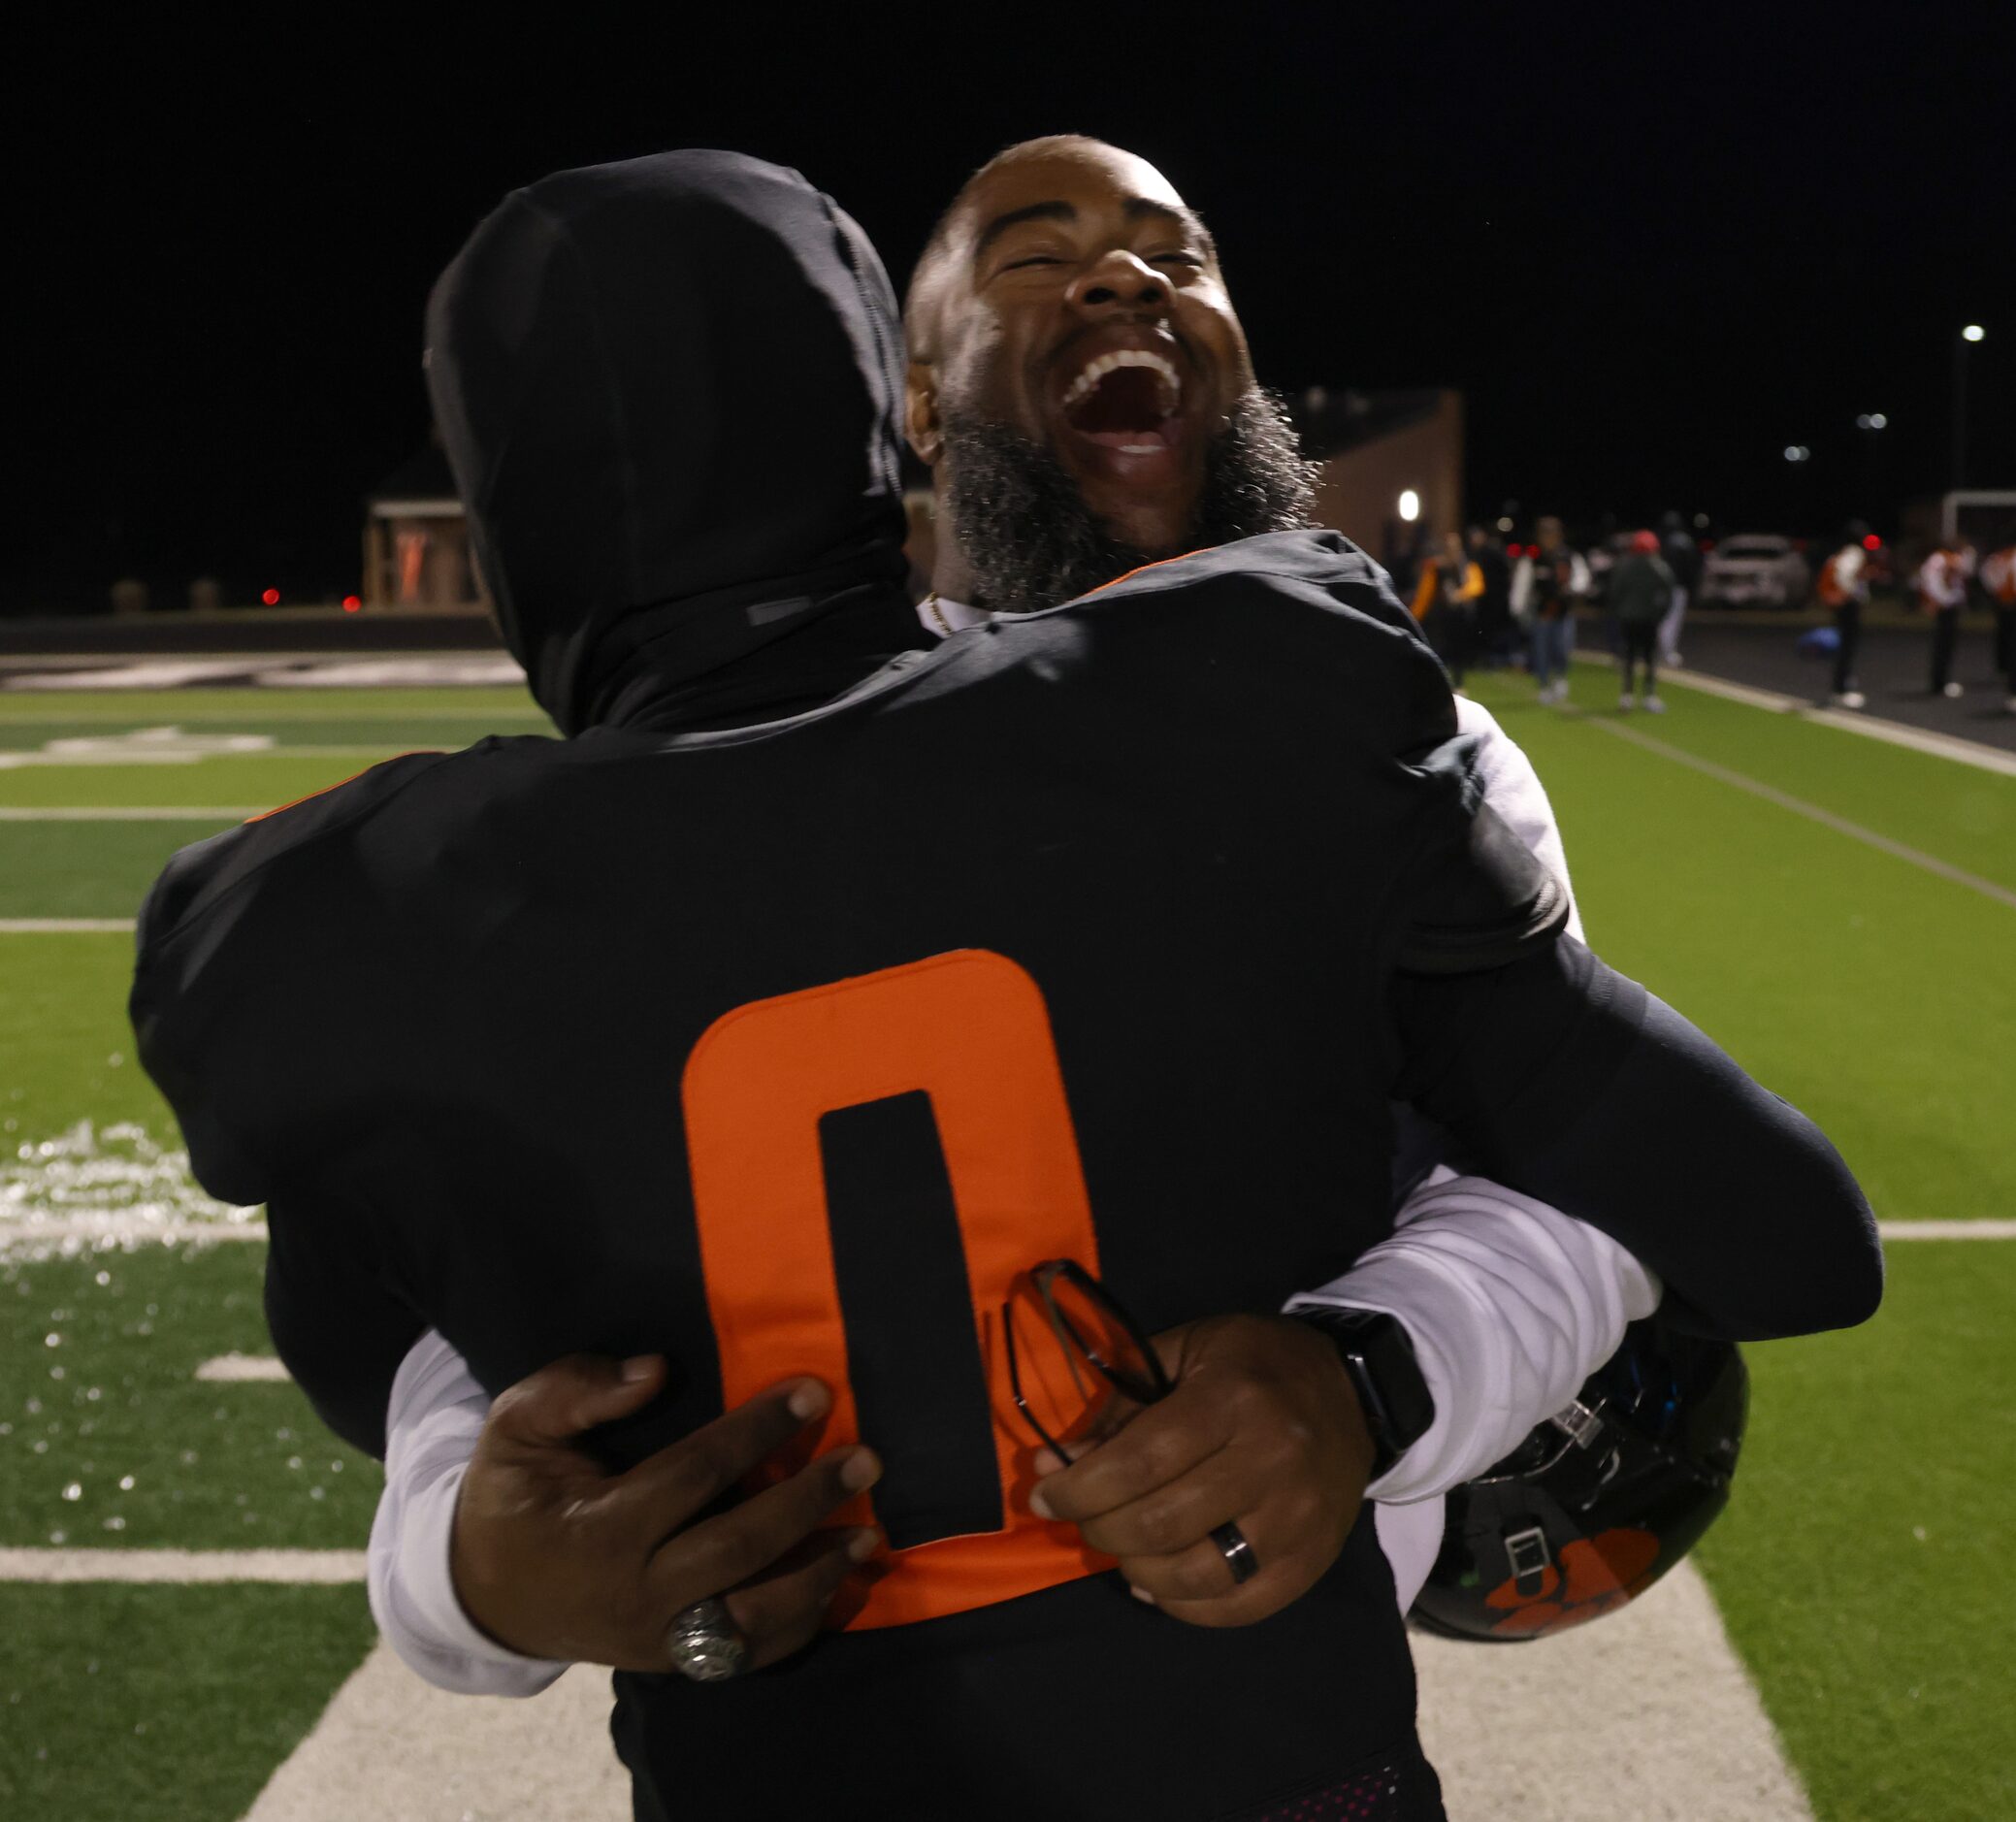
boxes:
[1495,515,1513,533]
[1870,412,1887,429]
[1398,489,1420,523]
[1962,324,1986,342]
[1783,445,1810,463]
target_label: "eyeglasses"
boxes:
[1001,1258,1174,1460]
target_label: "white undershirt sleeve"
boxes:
[368,1329,569,1697]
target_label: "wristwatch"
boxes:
[1290,1307,1436,1479]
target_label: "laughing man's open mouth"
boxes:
[1059,348,1184,454]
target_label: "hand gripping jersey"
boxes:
[135,533,1564,1817]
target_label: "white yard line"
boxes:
[0,918,137,933]
[1878,1219,2016,1240]
[1588,716,2016,912]
[0,806,259,820]
[0,1548,364,1583]
[1571,651,2016,777]
[195,1353,292,1382]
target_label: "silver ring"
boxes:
[665,1595,750,1682]
[1212,1520,1259,1586]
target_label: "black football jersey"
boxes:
[133,533,1569,1815]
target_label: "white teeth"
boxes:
[1060,348,1182,415]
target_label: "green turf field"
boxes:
[0,674,2009,1819]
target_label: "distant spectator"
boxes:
[1467,523,1512,663]
[1410,530,1484,687]
[1610,530,1676,713]
[110,578,149,617]
[1657,509,1700,668]
[1917,540,1970,698]
[1982,537,2016,713]
[1816,522,1873,709]
[1512,515,1591,704]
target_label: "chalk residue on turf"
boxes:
[0,1121,264,1259]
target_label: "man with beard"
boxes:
[370,137,1644,1697]
[174,150,1881,1818]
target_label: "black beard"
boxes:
[938,387,1317,615]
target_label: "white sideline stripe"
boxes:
[1571,649,2016,777]
[1416,1563,1813,1819]
[196,1352,291,1382]
[0,918,136,933]
[1588,716,2016,912]
[240,1565,1806,1822]
[241,1643,629,1822]
[1879,1219,2016,1240]
[0,806,259,821]
[0,1548,364,1583]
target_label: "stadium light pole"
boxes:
[1954,325,1986,490]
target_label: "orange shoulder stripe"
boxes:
[1079,546,1212,601]
[244,752,441,824]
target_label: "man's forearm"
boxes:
[1285,1168,1660,1504]
[368,1330,567,1697]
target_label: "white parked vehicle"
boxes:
[1699,535,1811,608]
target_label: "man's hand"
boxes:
[450,1354,880,1673]
[1028,1314,1375,1628]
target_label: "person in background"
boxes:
[1657,509,1700,669]
[1610,530,1675,713]
[1512,515,1590,704]
[1467,524,1512,666]
[1982,536,2016,713]
[1816,521,1873,709]
[1411,530,1484,688]
[1918,538,1970,698]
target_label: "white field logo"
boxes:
[1,1120,263,1258]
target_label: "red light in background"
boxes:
[261,588,279,605]
[341,596,363,612]
[1862,535,1881,550]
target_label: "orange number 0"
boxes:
[682,948,1114,1629]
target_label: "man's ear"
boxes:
[905,363,943,468]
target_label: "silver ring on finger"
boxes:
[665,1595,750,1682]
[1211,1520,1259,1586]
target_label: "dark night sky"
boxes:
[10,4,2013,612]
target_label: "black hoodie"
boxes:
[131,153,1874,1822]
[425,148,919,736]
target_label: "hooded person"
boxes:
[132,152,1877,1821]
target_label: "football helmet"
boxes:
[1410,1315,1746,1642]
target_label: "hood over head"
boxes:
[426,150,910,734]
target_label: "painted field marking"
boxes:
[1878,1220,2016,1240]
[0,1548,364,1583]
[0,919,137,933]
[0,806,259,821]
[196,1353,291,1382]
[1570,650,2016,779]
[0,1219,266,1255]
[242,1563,1806,1822]
[1416,1562,1814,1820]
[1588,716,2016,912]
[242,1643,629,1822]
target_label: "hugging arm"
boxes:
[1391,936,1883,1342]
